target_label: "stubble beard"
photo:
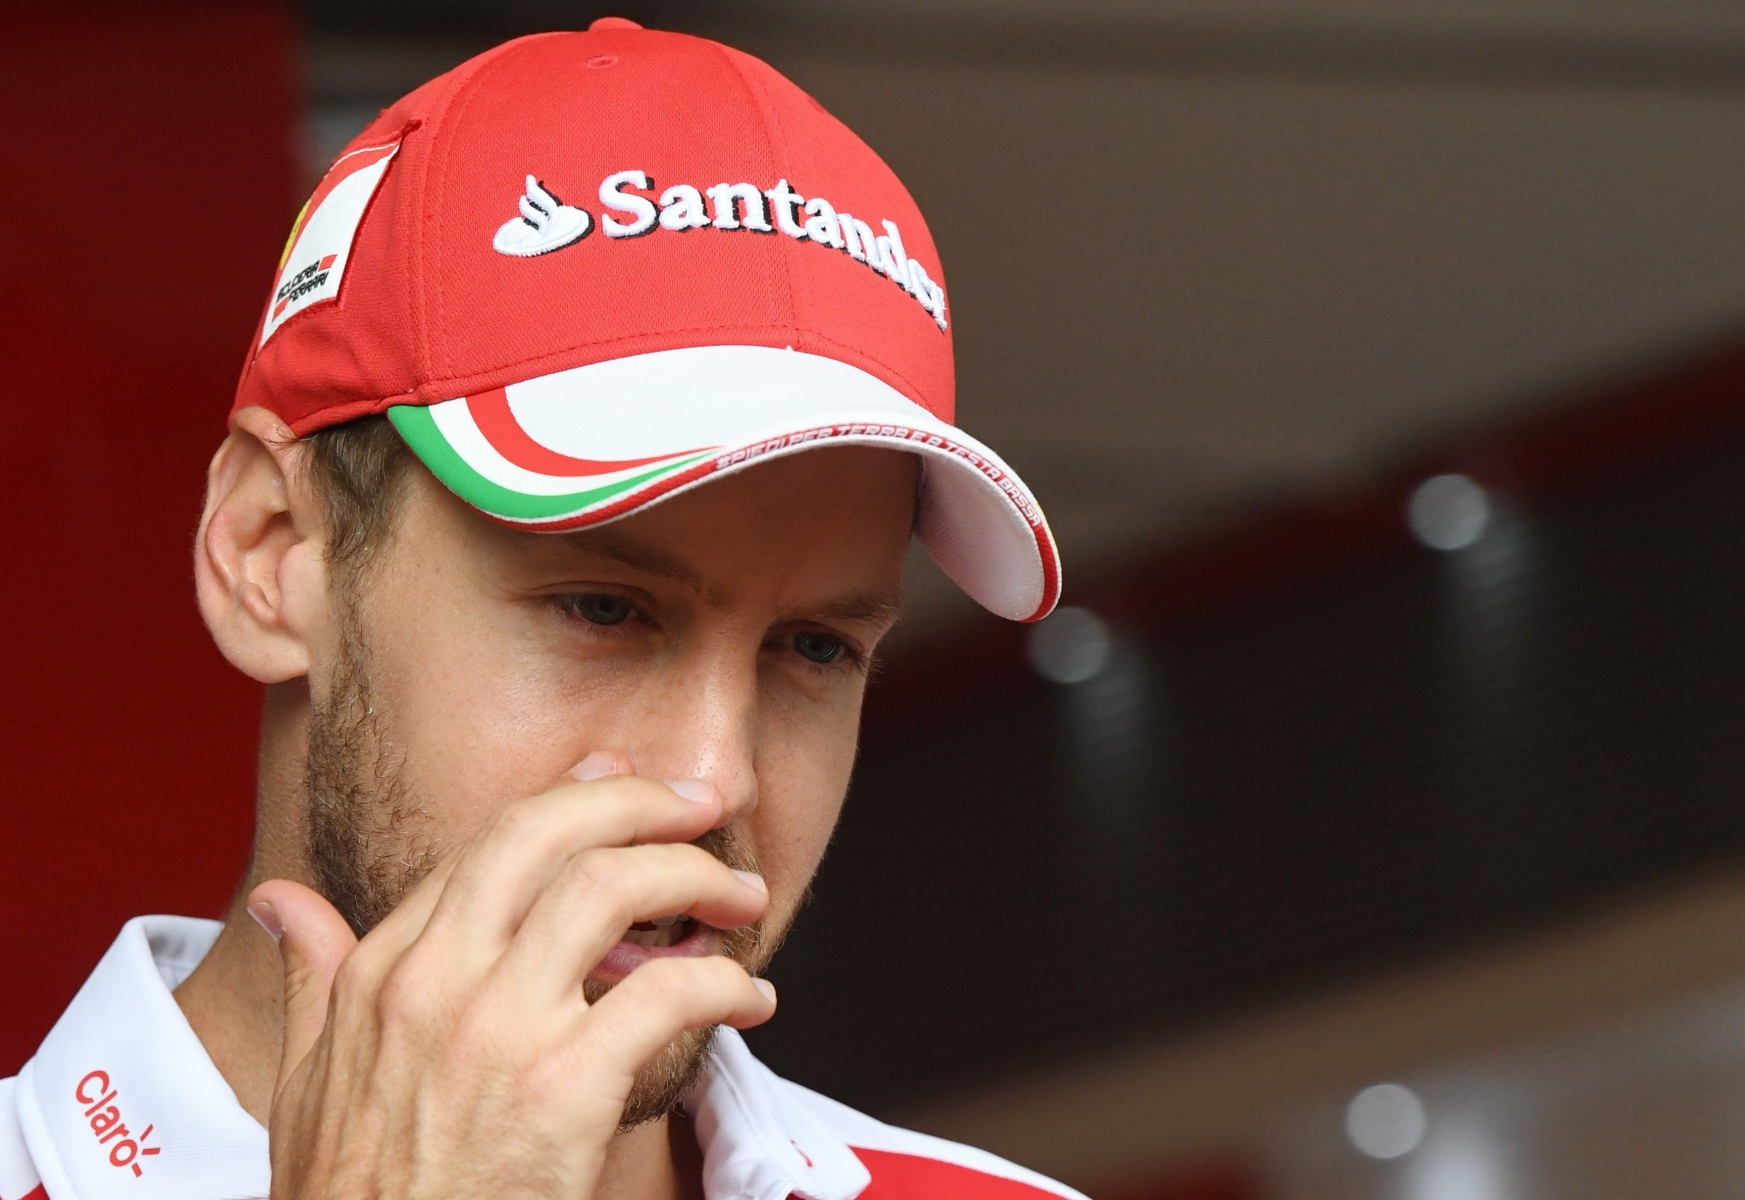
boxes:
[302,606,777,1128]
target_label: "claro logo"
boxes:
[74,1071,161,1177]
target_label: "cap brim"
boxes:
[388,345,1060,622]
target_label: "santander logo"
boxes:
[75,1071,161,1178]
[493,176,592,256]
[492,168,949,331]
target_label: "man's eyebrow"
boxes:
[559,529,705,590]
[558,529,902,624]
[810,591,904,627]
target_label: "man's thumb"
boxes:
[247,879,357,1092]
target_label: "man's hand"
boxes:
[247,752,776,1200]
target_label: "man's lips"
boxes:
[590,917,722,984]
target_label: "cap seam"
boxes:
[407,79,467,387]
[716,45,801,346]
[425,33,575,384]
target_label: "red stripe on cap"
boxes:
[1023,527,1062,622]
[466,387,706,477]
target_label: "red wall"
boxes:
[0,2,295,1073]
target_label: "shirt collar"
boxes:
[688,1028,870,1200]
[19,915,869,1200]
[17,915,269,1200]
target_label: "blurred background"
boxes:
[7,1,1745,1196]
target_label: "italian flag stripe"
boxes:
[389,405,710,522]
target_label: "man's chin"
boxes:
[619,1020,718,1130]
[583,976,719,1130]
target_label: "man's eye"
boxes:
[564,593,634,626]
[792,630,845,665]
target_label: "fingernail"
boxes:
[753,978,777,1004]
[666,779,715,805]
[247,901,282,943]
[572,751,619,781]
[732,869,767,895]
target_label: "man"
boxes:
[0,19,1072,1200]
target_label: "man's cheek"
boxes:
[759,795,845,910]
[390,674,598,816]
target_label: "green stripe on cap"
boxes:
[388,404,710,522]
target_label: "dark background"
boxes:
[750,354,1745,1109]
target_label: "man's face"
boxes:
[298,444,916,1122]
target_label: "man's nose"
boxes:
[632,649,760,828]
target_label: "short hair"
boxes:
[300,415,415,586]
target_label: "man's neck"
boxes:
[173,894,698,1200]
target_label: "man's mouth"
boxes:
[592,914,719,984]
[623,914,696,949]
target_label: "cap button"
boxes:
[588,16,642,31]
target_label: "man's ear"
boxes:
[195,406,330,683]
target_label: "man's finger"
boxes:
[426,774,722,951]
[574,956,776,1088]
[496,842,769,1004]
[570,749,634,781]
[335,852,462,999]
[249,879,357,1096]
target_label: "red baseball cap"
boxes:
[235,18,1060,621]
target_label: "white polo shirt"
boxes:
[0,917,1085,1200]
